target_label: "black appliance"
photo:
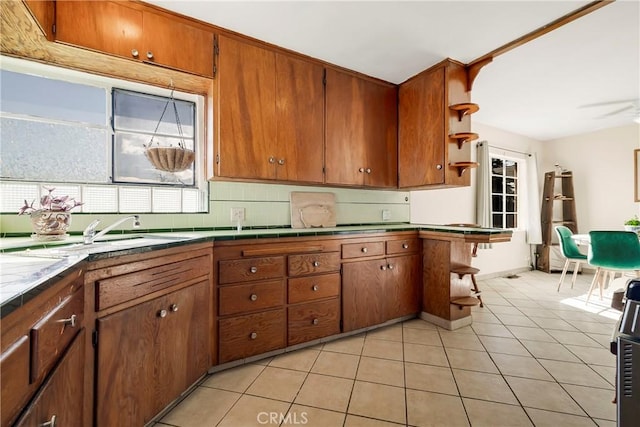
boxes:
[614,279,640,426]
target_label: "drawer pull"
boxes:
[249,332,258,340]
[146,51,154,60]
[365,168,372,174]
[359,167,365,173]
[361,247,368,253]
[388,264,394,270]
[278,158,285,165]
[312,261,320,267]
[250,294,258,301]
[58,314,77,328]
[158,309,167,318]
[131,49,139,58]
[40,415,57,427]
[170,304,179,312]
[380,265,387,271]
[402,243,409,249]
[249,266,258,274]
[312,318,319,325]
[312,284,319,292]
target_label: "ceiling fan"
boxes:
[580,99,640,123]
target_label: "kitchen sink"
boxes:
[20,234,192,257]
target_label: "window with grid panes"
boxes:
[0,57,207,214]
[491,157,518,229]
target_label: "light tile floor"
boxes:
[157,270,626,427]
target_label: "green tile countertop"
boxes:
[0,223,511,317]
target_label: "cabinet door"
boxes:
[55,1,143,60]
[217,35,277,180]
[363,82,398,188]
[143,11,214,77]
[96,282,209,427]
[24,0,54,40]
[398,66,446,187]
[325,68,367,186]
[275,53,324,183]
[386,254,421,320]
[342,259,386,332]
[15,330,85,427]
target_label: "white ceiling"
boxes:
[148,0,640,141]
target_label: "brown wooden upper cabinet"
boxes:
[398,59,475,188]
[54,1,214,77]
[325,68,398,188]
[215,35,324,183]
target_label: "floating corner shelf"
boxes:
[449,161,478,177]
[449,103,480,121]
[451,296,481,309]
[449,132,479,149]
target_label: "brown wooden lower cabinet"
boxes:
[342,258,387,332]
[95,281,209,427]
[218,309,286,363]
[288,298,340,345]
[15,329,85,427]
[343,254,421,332]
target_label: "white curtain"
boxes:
[525,153,543,244]
[476,141,492,249]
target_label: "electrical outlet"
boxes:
[382,209,391,221]
[231,207,245,222]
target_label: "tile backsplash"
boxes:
[0,181,410,234]
[209,182,410,228]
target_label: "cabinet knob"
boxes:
[436,164,443,170]
[278,158,285,165]
[361,247,368,253]
[388,264,394,270]
[249,332,258,340]
[170,304,179,312]
[249,266,258,274]
[269,156,276,164]
[380,265,387,271]
[158,309,167,318]
[312,284,319,291]
[146,51,154,60]
[250,293,258,301]
[359,167,365,173]
[312,318,319,325]
[402,243,409,249]
[131,49,139,58]
[58,314,77,328]
[313,261,320,267]
[40,415,57,427]
[366,168,372,174]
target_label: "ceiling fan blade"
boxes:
[597,105,634,118]
[581,98,639,108]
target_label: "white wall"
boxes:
[539,124,640,232]
[410,122,543,276]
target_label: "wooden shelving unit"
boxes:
[537,170,578,273]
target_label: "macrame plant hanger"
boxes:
[144,83,195,173]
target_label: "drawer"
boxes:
[288,273,340,304]
[218,309,286,364]
[219,280,285,316]
[342,241,385,259]
[30,288,84,383]
[386,238,420,255]
[96,254,210,310]
[219,256,285,285]
[1,335,30,427]
[288,299,340,345]
[288,252,340,277]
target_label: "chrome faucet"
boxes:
[83,215,141,244]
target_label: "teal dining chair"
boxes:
[586,231,640,303]
[555,226,587,292]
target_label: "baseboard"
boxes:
[419,311,472,330]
